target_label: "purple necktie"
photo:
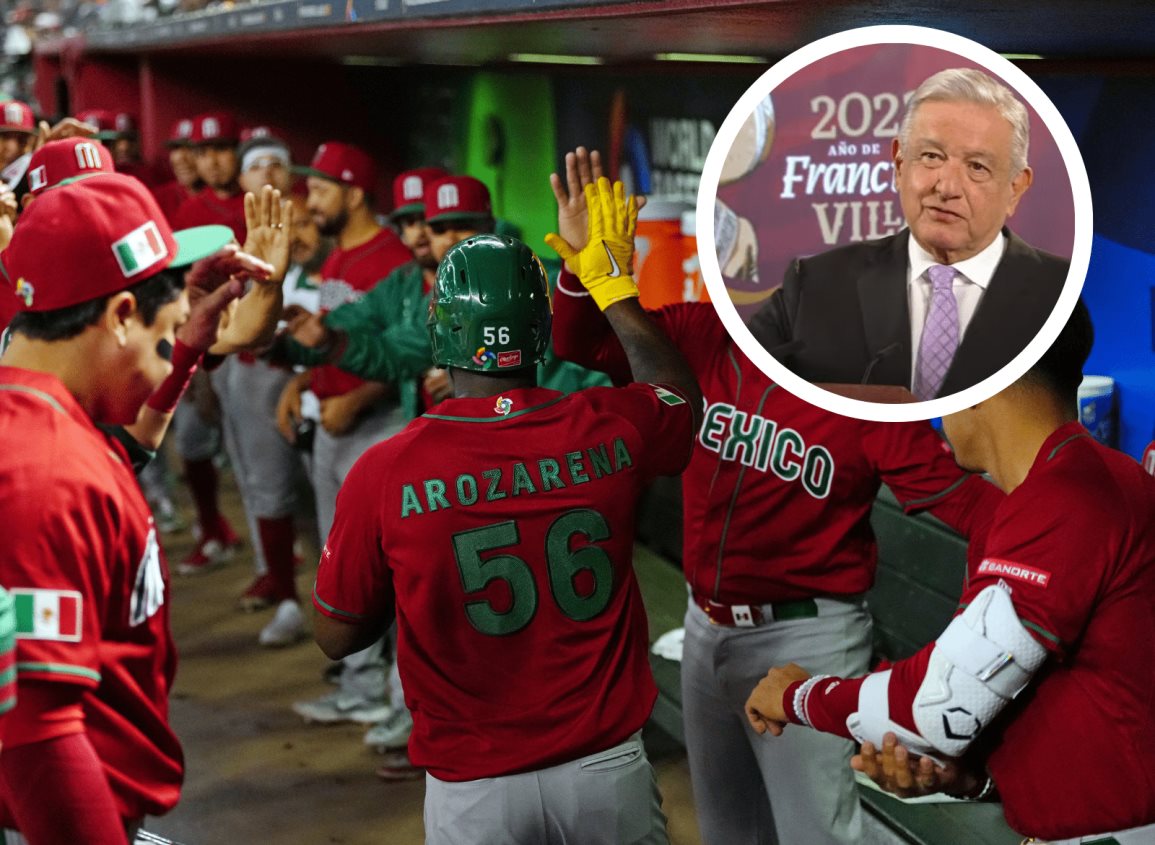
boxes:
[914,264,959,401]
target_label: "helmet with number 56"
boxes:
[428,234,552,372]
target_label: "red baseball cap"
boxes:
[2,172,233,312]
[390,167,449,220]
[0,100,35,135]
[424,175,492,225]
[166,117,195,148]
[189,112,240,146]
[26,138,115,196]
[298,141,376,195]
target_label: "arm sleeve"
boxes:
[313,453,396,626]
[325,277,433,385]
[1,729,126,844]
[7,480,109,690]
[963,483,1105,657]
[862,421,1004,540]
[97,425,157,476]
[788,489,1076,744]
[587,383,696,481]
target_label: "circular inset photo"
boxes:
[698,26,1091,422]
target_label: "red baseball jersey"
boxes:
[310,228,411,400]
[795,423,1155,839]
[171,186,246,243]
[551,282,1003,603]
[314,383,695,781]
[0,367,181,820]
[965,424,1155,837]
[152,180,197,225]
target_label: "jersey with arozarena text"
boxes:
[314,383,694,781]
[309,228,411,400]
[551,283,1002,603]
[0,367,181,820]
[171,187,246,243]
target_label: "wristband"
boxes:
[583,272,640,312]
[787,675,835,727]
[146,340,202,414]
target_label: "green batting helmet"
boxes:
[428,234,552,372]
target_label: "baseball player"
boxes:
[171,112,246,242]
[277,173,607,397]
[313,182,701,844]
[0,101,35,182]
[549,148,1004,845]
[168,112,249,571]
[209,135,314,642]
[74,109,157,186]
[0,172,250,842]
[153,117,201,223]
[746,301,1155,844]
[265,140,413,704]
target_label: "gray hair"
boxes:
[898,68,1030,176]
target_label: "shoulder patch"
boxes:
[650,385,686,406]
[976,558,1051,589]
[12,589,83,642]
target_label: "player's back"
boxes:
[985,428,1155,837]
[343,383,692,781]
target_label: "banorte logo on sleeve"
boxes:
[437,183,460,211]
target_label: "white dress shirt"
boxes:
[906,233,1007,384]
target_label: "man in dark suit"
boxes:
[749,68,1070,401]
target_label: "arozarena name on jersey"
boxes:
[699,402,833,499]
[400,437,633,518]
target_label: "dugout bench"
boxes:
[633,479,1021,845]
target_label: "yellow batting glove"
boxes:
[544,177,640,311]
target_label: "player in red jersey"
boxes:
[153,117,202,223]
[313,179,701,843]
[171,112,246,243]
[747,301,1155,843]
[0,173,260,842]
[549,148,1003,845]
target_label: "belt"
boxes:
[693,592,819,627]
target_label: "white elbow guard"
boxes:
[846,583,1047,763]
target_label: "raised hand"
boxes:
[243,185,293,284]
[544,177,639,311]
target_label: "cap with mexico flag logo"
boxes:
[26,137,115,196]
[389,166,448,220]
[1,172,234,312]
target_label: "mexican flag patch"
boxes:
[112,221,168,278]
[651,385,686,406]
[13,589,82,642]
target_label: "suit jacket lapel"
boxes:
[856,229,912,387]
[943,228,1037,394]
